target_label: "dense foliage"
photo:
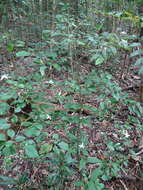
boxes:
[0,0,143,189]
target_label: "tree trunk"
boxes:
[42,0,48,12]
[138,2,143,103]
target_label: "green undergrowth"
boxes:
[0,69,142,190]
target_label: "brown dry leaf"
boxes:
[101,120,111,127]
[95,132,102,142]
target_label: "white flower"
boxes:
[79,143,85,149]
[0,74,9,81]
[121,39,127,43]
[120,31,126,35]
[123,130,130,138]
[48,80,54,85]
[58,91,61,96]
[46,114,51,120]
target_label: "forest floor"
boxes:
[0,55,143,190]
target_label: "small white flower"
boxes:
[121,39,127,43]
[120,31,126,35]
[0,74,9,81]
[46,114,51,120]
[123,130,130,138]
[58,91,61,96]
[79,143,85,149]
[48,80,54,85]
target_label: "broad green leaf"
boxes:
[87,181,95,190]
[15,135,25,142]
[3,142,15,156]
[39,143,53,154]
[64,103,82,110]
[25,144,39,158]
[0,176,15,181]
[7,41,14,52]
[15,40,25,47]
[87,157,102,164]
[75,181,84,187]
[90,54,99,62]
[14,106,22,113]
[0,134,6,141]
[79,158,87,170]
[58,141,69,151]
[134,57,143,66]
[53,63,61,71]
[16,51,31,57]
[129,42,141,47]
[0,176,16,185]
[34,123,43,130]
[91,168,102,180]
[24,127,40,137]
[11,115,18,123]
[0,118,10,130]
[95,57,104,65]
[130,49,143,57]
[7,129,15,138]
[0,93,16,101]
[17,83,25,88]
[0,102,10,115]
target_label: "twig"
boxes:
[119,180,129,190]
[122,85,139,91]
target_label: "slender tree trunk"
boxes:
[34,0,40,13]
[74,0,79,23]
[138,3,143,103]
[42,0,48,12]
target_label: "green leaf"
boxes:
[95,57,104,65]
[53,63,61,71]
[15,135,25,142]
[7,41,14,52]
[40,65,47,76]
[11,115,18,123]
[134,57,143,66]
[25,144,39,158]
[79,158,87,170]
[14,106,22,113]
[0,102,10,115]
[39,143,53,154]
[130,49,143,57]
[0,118,10,130]
[64,103,82,110]
[58,141,69,151]
[129,42,141,48]
[0,134,6,141]
[15,40,25,47]
[3,142,15,156]
[0,175,16,185]
[24,127,40,137]
[75,181,84,187]
[87,157,102,164]
[90,54,99,62]
[87,181,95,190]
[34,123,43,130]
[0,93,16,101]
[16,51,31,57]
[7,129,15,138]
[91,168,102,179]
[17,83,25,88]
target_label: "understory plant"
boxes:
[0,66,142,189]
